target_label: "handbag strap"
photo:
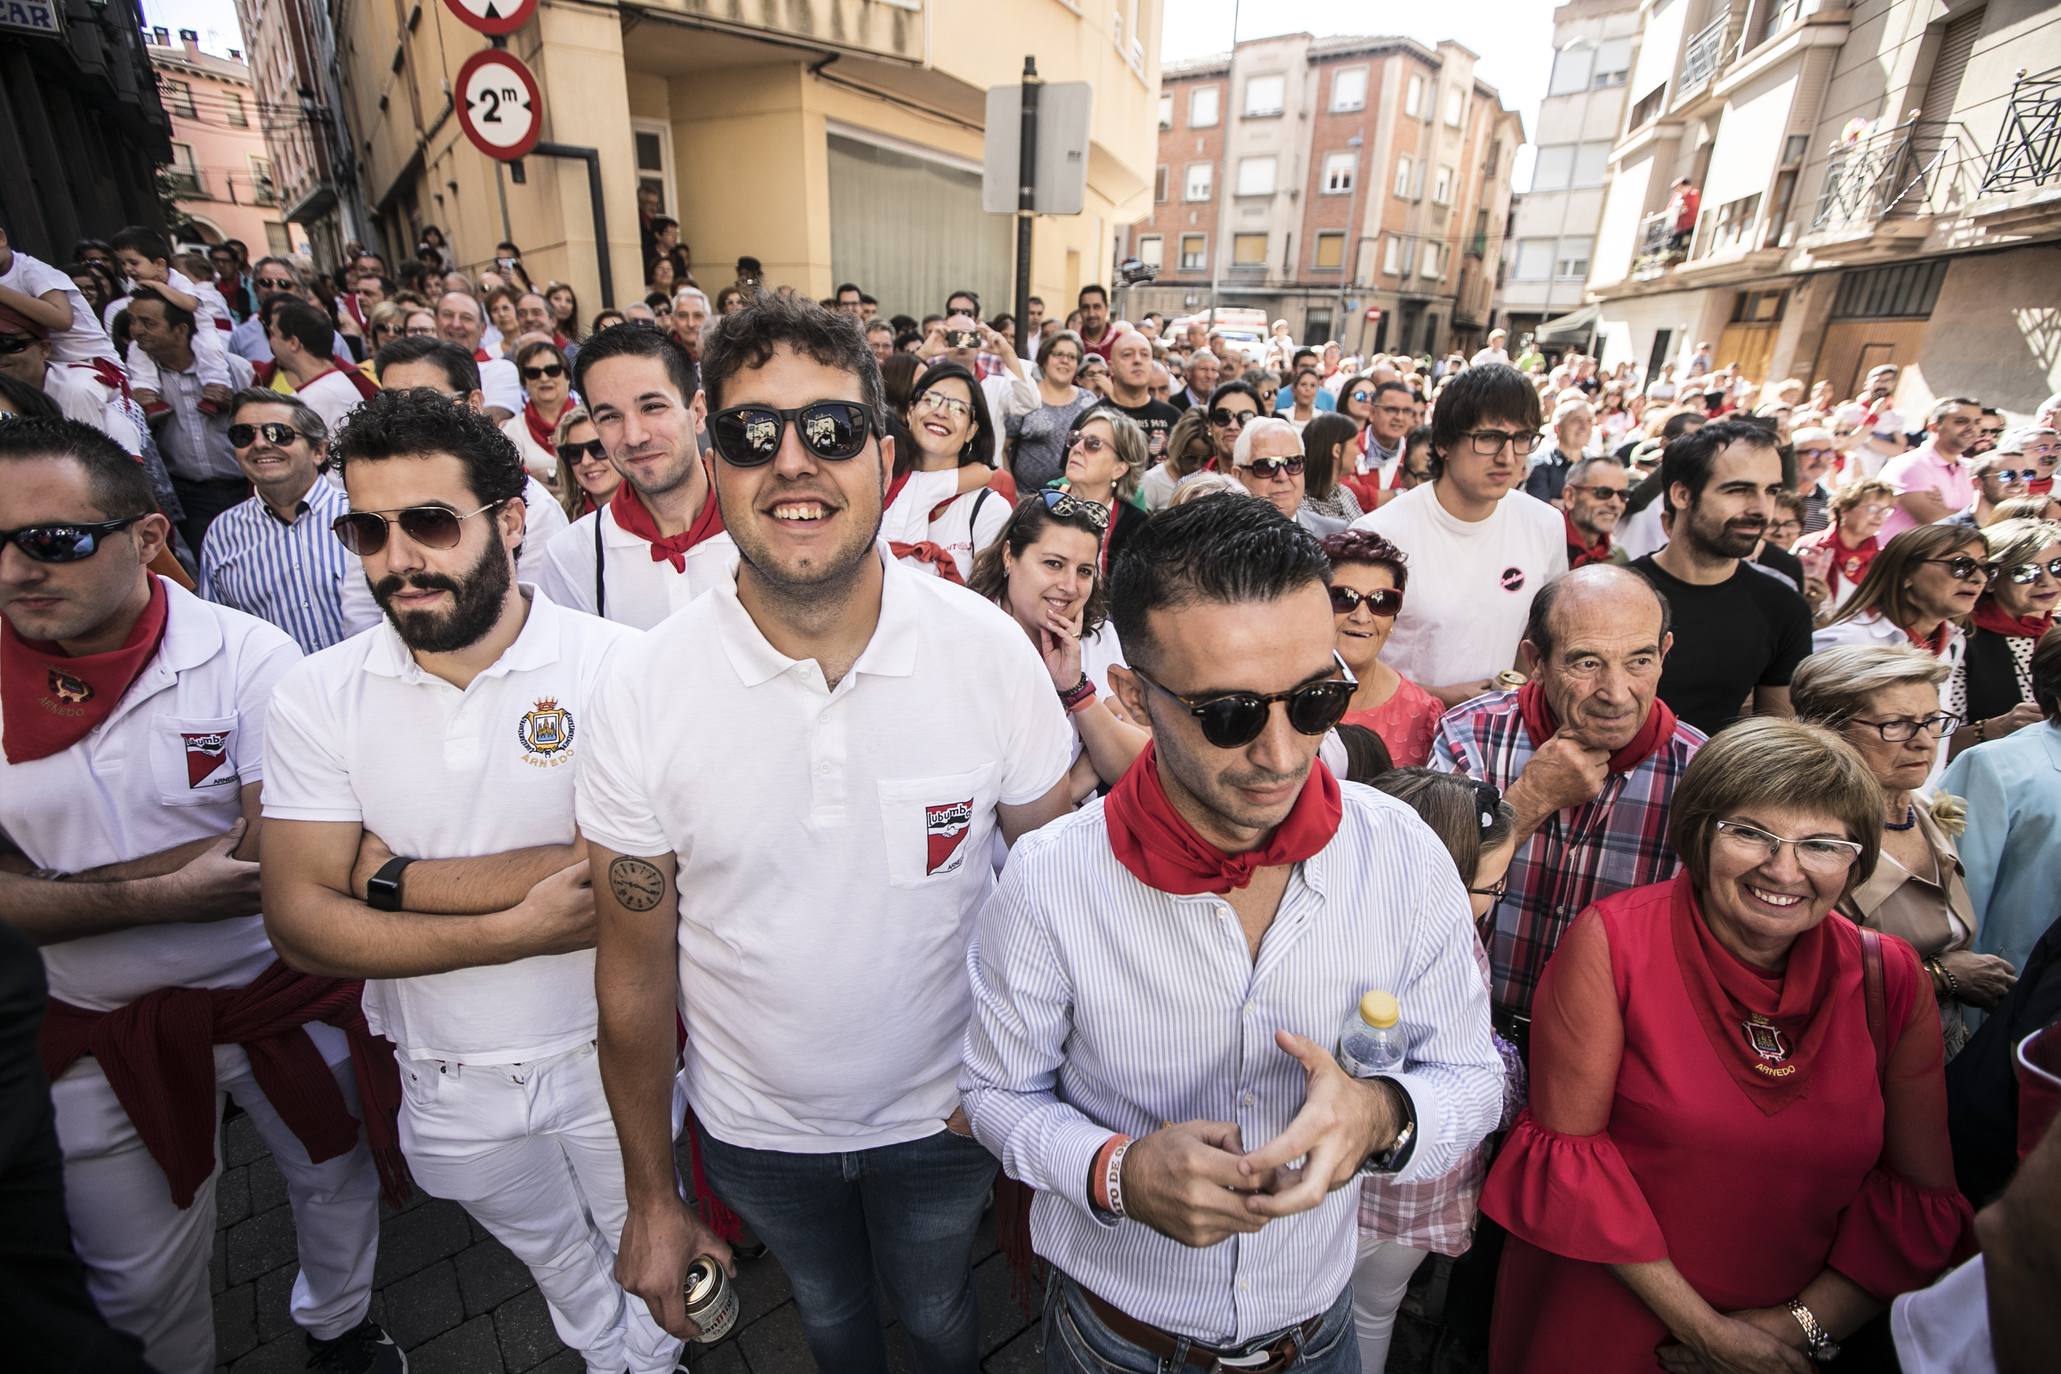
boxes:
[1860,927,1889,1088]
[592,508,607,619]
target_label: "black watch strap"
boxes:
[367,855,415,912]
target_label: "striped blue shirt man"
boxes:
[960,783,1503,1346]
[198,475,352,655]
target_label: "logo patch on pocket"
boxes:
[924,799,974,876]
[182,730,234,788]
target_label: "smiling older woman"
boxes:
[1482,719,1972,1374]
[1319,530,1443,766]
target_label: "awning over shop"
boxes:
[1535,305,1599,343]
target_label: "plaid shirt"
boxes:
[1432,691,1706,1020]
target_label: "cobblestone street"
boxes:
[206,1108,1479,1373]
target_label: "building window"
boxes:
[632,120,675,214]
[1158,94,1173,130]
[1322,151,1356,194]
[1830,260,1948,319]
[1185,163,1213,201]
[1383,236,1415,275]
[250,155,277,204]
[1244,75,1285,117]
[225,92,248,127]
[1444,86,1464,127]
[1594,37,1632,87]
[1405,74,1425,118]
[1531,144,1574,191]
[1555,236,1592,279]
[1190,87,1220,128]
[1420,243,1443,278]
[1574,141,1611,187]
[1704,194,1761,256]
[1513,239,1553,280]
[1179,234,1208,270]
[166,141,201,195]
[1331,67,1367,112]
[1154,165,1168,203]
[1236,156,1276,196]
[1137,235,1164,269]
[1628,84,1666,129]
[1548,43,1595,97]
[1433,165,1453,204]
[164,79,196,117]
[1233,233,1268,267]
[1313,231,1345,269]
[1393,155,1414,198]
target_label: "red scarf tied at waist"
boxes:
[2,577,167,764]
[40,961,409,1208]
[609,469,724,572]
[1105,740,1342,895]
[1972,601,2054,639]
[1516,678,1677,777]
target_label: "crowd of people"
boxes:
[1,216,2057,1374]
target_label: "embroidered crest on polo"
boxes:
[182,730,236,788]
[924,799,974,876]
[517,697,575,765]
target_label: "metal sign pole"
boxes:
[1013,56,1039,342]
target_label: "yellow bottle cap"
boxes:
[1359,990,1399,1029]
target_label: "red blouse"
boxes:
[1341,672,1445,769]
[1480,874,1971,1373]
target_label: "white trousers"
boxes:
[1351,1234,1431,1374]
[398,1040,684,1374]
[51,1022,381,1374]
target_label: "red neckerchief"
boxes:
[2,578,169,764]
[2030,476,2053,497]
[1104,741,1343,895]
[1828,531,1878,590]
[1906,621,1952,657]
[889,540,964,585]
[608,469,724,573]
[1668,872,1843,1115]
[1563,511,1612,568]
[1516,678,1676,776]
[523,399,558,453]
[1972,601,2054,639]
[473,347,493,364]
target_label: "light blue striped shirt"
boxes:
[960,782,1503,1344]
[198,478,352,656]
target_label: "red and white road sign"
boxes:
[441,0,538,36]
[1365,307,1384,323]
[454,49,542,162]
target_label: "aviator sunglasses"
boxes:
[708,401,876,467]
[331,502,502,557]
[1130,652,1357,748]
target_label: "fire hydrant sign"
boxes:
[454,49,542,161]
[441,0,537,36]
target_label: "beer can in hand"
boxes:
[684,1257,739,1344]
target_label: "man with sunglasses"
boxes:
[580,293,1073,1372]
[1230,416,1327,531]
[1948,441,2036,530]
[538,325,735,629]
[0,301,145,458]
[962,492,1501,1374]
[1104,330,1181,460]
[261,389,680,1374]
[127,286,257,558]
[0,418,400,1374]
[1560,455,1630,568]
[196,391,350,654]
[1353,363,1569,708]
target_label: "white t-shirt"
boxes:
[0,580,297,1009]
[2,249,117,366]
[926,487,1012,583]
[1351,483,1568,688]
[882,467,967,576]
[262,589,635,1062]
[536,505,737,630]
[294,368,366,435]
[338,476,568,636]
[44,363,143,455]
[575,548,1073,1152]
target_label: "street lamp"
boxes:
[1335,133,1364,353]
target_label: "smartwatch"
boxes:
[367,856,415,912]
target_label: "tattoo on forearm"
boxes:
[607,856,667,912]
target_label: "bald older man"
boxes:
[433,290,521,418]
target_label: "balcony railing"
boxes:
[1811,119,1966,231]
[1678,9,1732,100]
[1631,209,1684,278]
[1981,64,2061,195]
[162,168,205,198]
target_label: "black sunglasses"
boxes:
[1040,489,1109,530]
[708,401,875,467]
[254,277,297,292]
[1919,555,1994,583]
[557,440,609,464]
[1565,483,1628,502]
[1130,652,1357,748]
[1985,468,2034,484]
[228,422,303,449]
[521,363,565,381]
[2003,557,2061,585]
[331,502,501,557]
[0,516,144,564]
[1328,585,1403,617]
[1243,456,1304,481]
[1209,407,1257,428]
[0,334,38,356]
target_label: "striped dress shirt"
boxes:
[198,478,352,655]
[1432,690,1706,1019]
[960,783,1502,1345]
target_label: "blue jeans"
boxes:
[694,1123,997,1374]
[1043,1271,1360,1374]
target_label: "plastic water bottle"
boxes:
[1339,990,1406,1077]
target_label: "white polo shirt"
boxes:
[0,579,298,1010]
[262,589,635,1063]
[576,547,1072,1152]
[535,505,738,629]
[338,476,570,636]
[293,367,366,435]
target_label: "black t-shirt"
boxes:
[1631,555,1814,737]
[1112,397,1184,462]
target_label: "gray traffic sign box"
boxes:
[982,81,1093,216]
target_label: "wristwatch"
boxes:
[1786,1299,1840,1362]
[1360,1081,1419,1174]
[367,856,415,912]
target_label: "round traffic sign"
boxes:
[441,0,538,36]
[453,49,542,162]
